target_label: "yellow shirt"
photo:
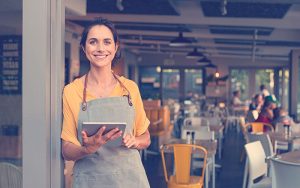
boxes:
[61,76,150,146]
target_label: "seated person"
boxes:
[272,107,293,131]
[249,94,264,112]
[256,95,277,124]
[231,90,243,107]
[273,107,292,124]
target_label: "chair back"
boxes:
[247,133,274,157]
[0,162,22,188]
[271,158,300,188]
[160,144,207,185]
[244,122,274,133]
[244,141,267,186]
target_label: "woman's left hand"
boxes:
[123,134,139,149]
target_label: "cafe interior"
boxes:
[1,0,300,188]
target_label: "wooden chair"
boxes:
[243,122,274,134]
[143,106,173,160]
[160,144,207,188]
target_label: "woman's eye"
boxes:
[89,40,97,45]
[104,40,111,45]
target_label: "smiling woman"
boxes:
[61,18,151,188]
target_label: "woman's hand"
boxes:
[81,127,122,154]
[123,134,139,149]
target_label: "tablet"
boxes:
[82,122,126,147]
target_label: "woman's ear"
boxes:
[115,42,119,52]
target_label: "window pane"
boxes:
[255,69,274,95]
[0,0,23,175]
[139,67,161,99]
[162,69,180,100]
[230,69,249,101]
[184,69,203,99]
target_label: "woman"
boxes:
[61,18,150,188]
[256,95,277,124]
[249,94,264,112]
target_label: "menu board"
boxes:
[0,36,22,95]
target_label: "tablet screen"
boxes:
[82,122,126,147]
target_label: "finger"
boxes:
[95,126,106,137]
[109,130,123,140]
[81,131,88,138]
[104,128,121,140]
[81,131,89,145]
[124,136,135,148]
[125,139,135,148]
[123,134,132,144]
[123,134,131,141]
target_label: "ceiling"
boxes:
[67,0,300,61]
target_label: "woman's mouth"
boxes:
[94,54,108,60]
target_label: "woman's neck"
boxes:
[88,67,115,87]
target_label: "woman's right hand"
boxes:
[81,127,122,154]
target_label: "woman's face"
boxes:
[83,25,118,68]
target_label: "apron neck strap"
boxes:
[82,71,133,111]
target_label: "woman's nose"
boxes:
[96,42,104,51]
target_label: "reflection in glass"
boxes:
[162,69,180,100]
[0,0,23,179]
[230,69,249,101]
[184,69,203,100]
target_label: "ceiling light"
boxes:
[205,63,217,69]
[197,56,211,65]
[220,0,227,16]
[186,48,204,59]
[215,71,220,78]
[169,32,192,47]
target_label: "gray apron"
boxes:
[73,73,150,188]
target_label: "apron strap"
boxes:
[112,72,133,107]
[82,71,133,111]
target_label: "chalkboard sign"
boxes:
[0,36,22,95]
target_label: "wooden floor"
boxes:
[143,128,246,188]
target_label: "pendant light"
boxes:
[205,63,217,69]
[197,56,211,66]
[169,32,192,47]
[186,47,204,59]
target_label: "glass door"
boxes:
[0,0,23,175]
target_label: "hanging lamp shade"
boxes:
[186,47,204,59]
[205,63,217,68]
[197,56,211,65]
[169,32,192,47]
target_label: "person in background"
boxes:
[231,90,243,106]
[249,93,264,112]
[61,18,150,188]
[256,95,277,124]
[260,84,270,98]
[272,107,293,130]
[273,107,292,124]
